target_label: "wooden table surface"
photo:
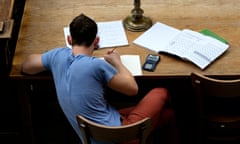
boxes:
[0,0,14,38]
[10,0,240,78]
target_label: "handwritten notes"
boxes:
[64,20,128,49]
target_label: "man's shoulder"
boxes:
[44,47,71,55]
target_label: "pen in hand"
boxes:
[111,47,117,53]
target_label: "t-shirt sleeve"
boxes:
[92,58,117,84]
[41,48,64,70]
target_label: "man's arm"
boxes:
[21,54,47,75]
[104,50,138,96]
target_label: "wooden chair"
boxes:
[191,72,240,144]
[76,115,151,144]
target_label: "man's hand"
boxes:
[103,48,122,67]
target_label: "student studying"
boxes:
[10,1,240,144]
[21,13,179,144]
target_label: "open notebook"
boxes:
[134,22,229,70]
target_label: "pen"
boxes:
[111,47,117,53]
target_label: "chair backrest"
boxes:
[76,115,151,144]
[191,72,240,143]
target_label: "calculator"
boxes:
[142,54,161,72]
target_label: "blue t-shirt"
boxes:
[42,47,121,143]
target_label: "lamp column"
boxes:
[123,0,152,32]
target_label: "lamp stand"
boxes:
[123,0,152,32]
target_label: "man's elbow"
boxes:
[21,63,39,75]
[127,85,139,96]
[21,66,35,75]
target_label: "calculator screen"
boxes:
[144,63,153,69]
[147,55,160,61]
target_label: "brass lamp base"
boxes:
[123,15,152,32]
[123,0,152,32]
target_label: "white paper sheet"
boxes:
[64,20,128,49]
[99,55,142,76]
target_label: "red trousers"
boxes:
[119,88,179,144]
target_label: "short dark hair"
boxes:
[69,13,97,47]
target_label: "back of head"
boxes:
[70,13,97,47]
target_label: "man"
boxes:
[21,13,178,144]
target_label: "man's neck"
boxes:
[72,45,93,56]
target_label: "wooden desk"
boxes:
[9,0,240,144]
[10,0,240,78]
